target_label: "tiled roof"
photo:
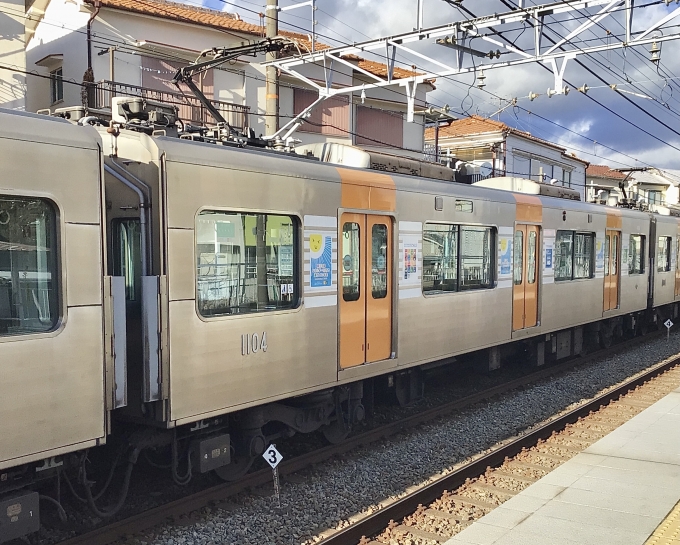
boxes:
[84,0,426,82]
[425,115,588,163]
[586,164,627,180]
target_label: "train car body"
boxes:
[2,106,680,541]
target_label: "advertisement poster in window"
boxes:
[596,236,605,273]
[499,236,512,275]
[310,233,332,288]
[403,236,419,282]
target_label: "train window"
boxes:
[422,224,495,293]
[657,236,672,272]
[554,231,574,281]
[459,226,494,290]
[528,230,537,284]
[371,224,388,299]
[555,231,595,281]
[604,235,610,277]
[196,211,297,316]
[629,235,645,274]
[612,234,619,276]
[513,230,523,285]
[113,219,141,302]
[573,233,595,279]
[0,196,59,336]
[422,224,458,293]
[342,222,361,302]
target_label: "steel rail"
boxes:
[56,331,665,545]
[317,352,680,545]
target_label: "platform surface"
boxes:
[444,387,680,545]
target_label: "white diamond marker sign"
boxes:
[665,319,674,342]
[263,444,283,469]
[665,319,674,329]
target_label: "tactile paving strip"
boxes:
[645,500,680,545]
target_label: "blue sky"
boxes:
[188,0,680,171]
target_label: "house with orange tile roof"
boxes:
[424,115,588,200]
[585,164,629,204]
[0,0,26,110]
[22,0,433,154]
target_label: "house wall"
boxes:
[506,134,587,200]
[0,0,27,109]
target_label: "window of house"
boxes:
[563,170,572,188]
[648,190,663,205]
[196,211,297,316]
[355,105,404,148]
[293,88,349,136]
[555,230,595,281]
[50,67,64,104]
[422,224,494,294]
[657,236,672,272]
[629,235,645,274]
[0,196,60,336]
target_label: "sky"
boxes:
[189,0,680,172]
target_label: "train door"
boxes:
[512,225,539,331]
[603,229,621,311]
[339,213,392,369]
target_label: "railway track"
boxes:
[319,352,680,545]
[54,332,668,545]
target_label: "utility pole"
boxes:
[265,0,279,136]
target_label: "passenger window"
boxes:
[554,231,573,281]
[342,222,361,302]
[371,224,388,299]
[196,211,297,316]
[658,236,672,272]
[528,230,537,284]
[422,224,457,293]
[459,226,494,290]
[573,233,594,279]
[629,235,645,274]
[513,230,523,285]
[612,235,618,276]
[555,231,594,281]
[113,219,141,302]
[0,196,59,336]
[422,224,495,293]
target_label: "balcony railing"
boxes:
[94,80,250,129]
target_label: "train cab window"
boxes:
[657,236,672,272]
[342,222,361,302]
[513,231,523,285]
[196,211,297,316]
[555,231,595,281]
[422,224,458,293]
[629,235,645,274]
[371,224,388,299]
[0,196,59,336]
[422,223,494,294]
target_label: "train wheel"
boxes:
[214,456,255,482]
[321,420,351,444]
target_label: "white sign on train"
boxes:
[263,444,283,469]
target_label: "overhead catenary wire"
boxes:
[8,0,679,169]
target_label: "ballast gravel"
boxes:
[114,334,680,545]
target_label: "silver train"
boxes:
[1,105,679,541]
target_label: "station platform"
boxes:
[444,386,680,545]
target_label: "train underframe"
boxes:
[2,302,679,542]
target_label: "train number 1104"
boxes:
[241,332,268,356]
